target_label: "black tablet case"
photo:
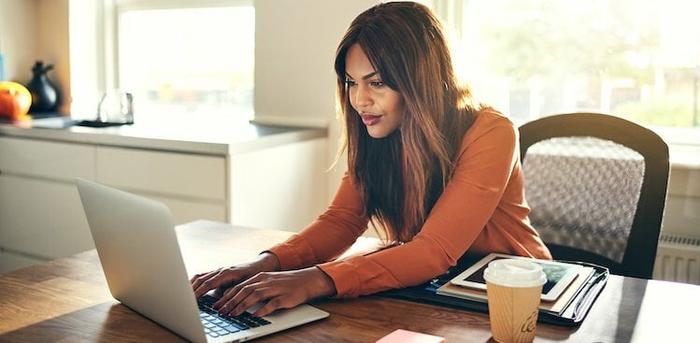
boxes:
[379,254,609,326]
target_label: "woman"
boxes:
[191,1,551,318]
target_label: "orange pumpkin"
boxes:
[0,81,32,120]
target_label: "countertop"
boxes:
[0,114,327,155]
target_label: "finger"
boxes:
[227,286,277,317]
[216,281,265,314]
[220,283,240,299]
[218,284,259,315]
[213,285,238,309]
[189,272,206,284]
[190,270,214,287]
[213,287,227,298]
[191,269,220,291]
[254,297,291,317]
[194,269,236,298]
[213,272,267,309]
[212,284,244,311]
[213,277,254,310]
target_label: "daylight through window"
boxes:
[447,0,700,143]
[118,6,254,119]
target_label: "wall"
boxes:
[230,138,328,232]
[36,0,70,114]
[0,0,38,82]
[253,0,376,127]
[0,0,70,114]
[253,0,378,203]
[663,164,700,237]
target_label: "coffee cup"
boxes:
[484,259,547,343]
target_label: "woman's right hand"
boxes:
[190,252,281,298]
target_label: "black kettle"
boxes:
[26,61,60,114]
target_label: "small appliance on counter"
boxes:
[23,90,135,129]
[74,90,135,127]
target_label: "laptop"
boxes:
[76,179,329,342]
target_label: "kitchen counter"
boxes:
[0,114,327,155]
[0,114,330,273]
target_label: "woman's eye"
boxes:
[370,80,385,88]
[345,79,357,87]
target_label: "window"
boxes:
[439,0,700,145]
[115,1,254,120]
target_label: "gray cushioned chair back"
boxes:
[523,137,645,263]
[519,113,669,278]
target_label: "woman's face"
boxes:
[345,44,404,139]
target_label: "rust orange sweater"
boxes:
[269,110,551,297]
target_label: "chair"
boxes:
[519,113,669,279]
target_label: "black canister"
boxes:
[26,61,59,113]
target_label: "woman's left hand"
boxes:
[212,267,336,317]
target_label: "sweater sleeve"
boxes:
[267,172,369,271]
[318,118,520,297]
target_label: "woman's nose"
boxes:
[352,85,372,108]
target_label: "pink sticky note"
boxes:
[376,329,446,343]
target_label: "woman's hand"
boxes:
[190,252,280,298]
[212,267,336,317]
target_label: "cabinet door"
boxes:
[0,137,95,180]
[0,175,94,258]
[96,147,226,201]
[141,193,227,224]
[0,250,45,274]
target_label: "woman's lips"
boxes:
[360,114,381,126]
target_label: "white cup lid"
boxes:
[483,259,547,288]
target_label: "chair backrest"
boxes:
[519,113,669,279]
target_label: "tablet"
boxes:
[450,253,581,302]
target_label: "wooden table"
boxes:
[0,220,697,342]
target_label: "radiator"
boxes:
[653,234,700,285]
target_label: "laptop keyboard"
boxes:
[198,295,271,338]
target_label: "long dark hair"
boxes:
[335,1,480,242]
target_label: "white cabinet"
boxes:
[0,249,43,274]
[0,175,94,258]
[0,137,96,262]
[0,136,96,180]
[96,147,226,201]
[0,133,328,274]
[0,137,228,272]
[95,146,228,224]
[145,194,226,225]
